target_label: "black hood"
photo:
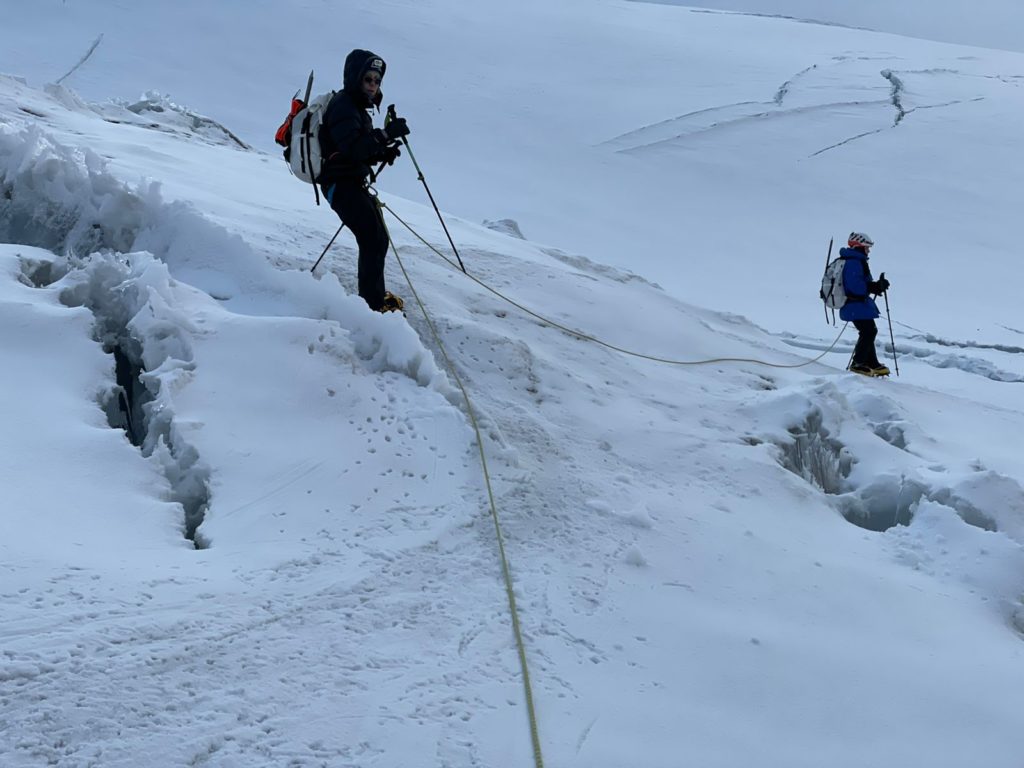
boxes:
[343,49,386,108]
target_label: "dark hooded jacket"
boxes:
[318,49,391,187]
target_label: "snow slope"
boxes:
[4,0,1022,348]
[2,3,1024,767]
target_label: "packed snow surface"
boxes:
[2,2,1024,766]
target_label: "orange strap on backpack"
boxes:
[274,98,305,146]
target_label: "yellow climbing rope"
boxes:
[359,194,850,768]
[379,201,848,370]
[376,202,546,768]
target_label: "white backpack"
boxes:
[274,72,336,204]
[820,257,848,309]
[285,90,334,185]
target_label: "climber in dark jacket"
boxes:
[839,231,891,376]
[318,49,410,312]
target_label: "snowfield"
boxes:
[2,2,1024,767]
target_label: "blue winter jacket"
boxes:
[838,247,880,321]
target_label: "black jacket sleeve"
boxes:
[327,110,388,164]
[321,93,389,178]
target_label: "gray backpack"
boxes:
[820,257,848,309]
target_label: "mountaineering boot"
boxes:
[870,364,891,376]
[849,363,878,377]
[380,291,405,313]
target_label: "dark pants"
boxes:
[852,319,881,368]
[329,183,389,311]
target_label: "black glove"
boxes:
[384,116,410,141]
[382,144,401,166]
[870,276,890,293]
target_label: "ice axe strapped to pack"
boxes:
[274,71,334,205]
[820,237,849,325]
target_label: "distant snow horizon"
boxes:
[639,0,1024,53]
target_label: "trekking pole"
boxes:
[310,222,346,273]
[369,155,391,185]
[823,237,833,324]
[387,104,468,274]
[882,285,900,376]
[311,159,392,273]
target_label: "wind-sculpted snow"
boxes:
[776,408,852,495]
[888,501,1024,632]
[0,244,189,553]
[785,326,1024,384]
[0,123,149,255]
[56,252,212,543]
[0,87,469,557]
[742,377,1024,629]
[113,91,251,149]
[16,76,251,149]
[896,345,1024,382]
[0,119,454,395]
[909,333,1024,355]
